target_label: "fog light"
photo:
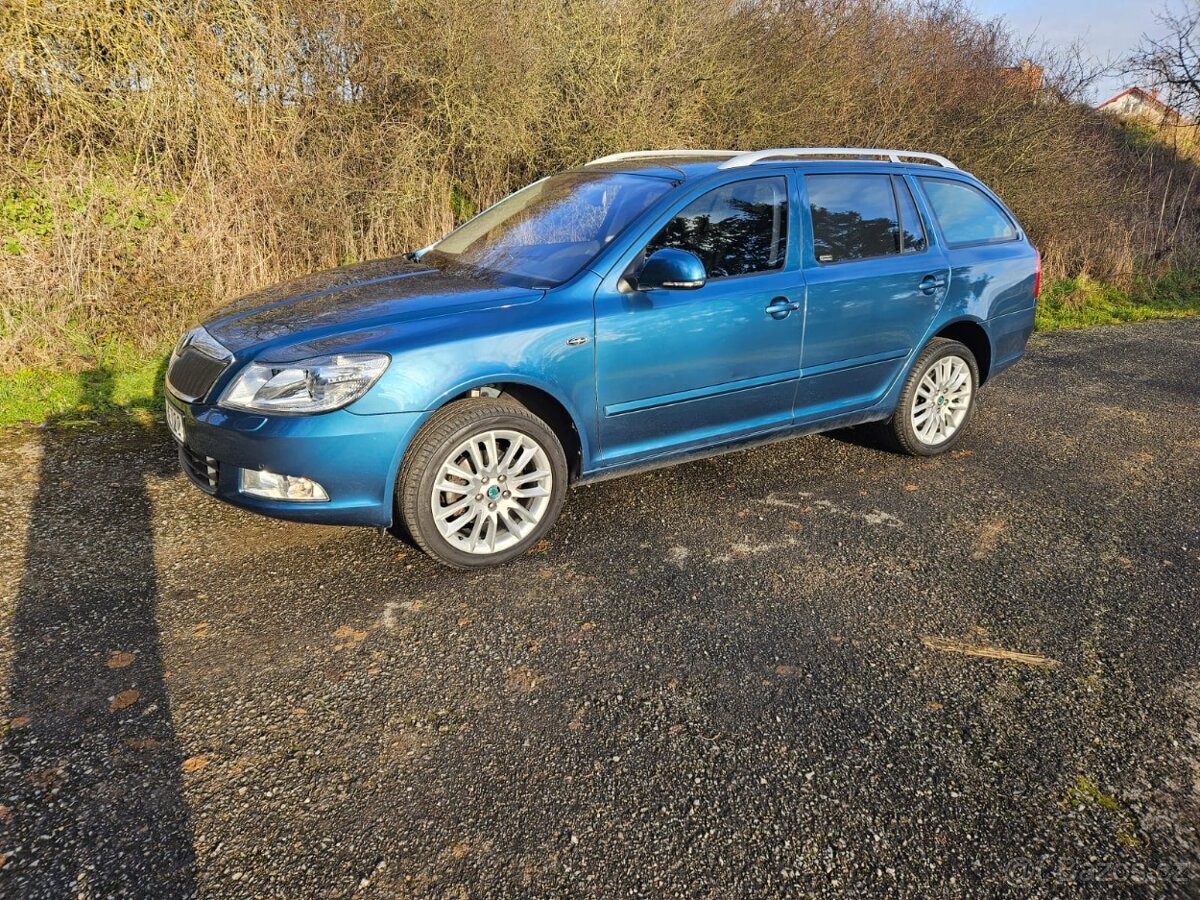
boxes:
[239,468,329,502]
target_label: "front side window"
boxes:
[806,173,902,264]
[644,177,788,278]
[428,172,674,287]
[919,177,1018,246]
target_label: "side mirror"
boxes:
[630,248,707,291]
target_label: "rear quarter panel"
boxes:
[906,170,1038,377]
[938,240,1038,322]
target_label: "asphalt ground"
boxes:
[0,318,1198,898]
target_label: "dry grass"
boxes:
[921,635,1061,670]
[2,0,1199,374]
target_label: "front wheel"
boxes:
[887,338,979,456]
[397,398,568,569]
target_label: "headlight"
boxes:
[219,353,390,414]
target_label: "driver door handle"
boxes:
[765,297,801,320]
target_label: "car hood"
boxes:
[204,254,543,355]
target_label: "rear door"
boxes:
[795,171,949,420]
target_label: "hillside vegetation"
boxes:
[2,0,1199,423]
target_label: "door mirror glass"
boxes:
[633,248,707,291]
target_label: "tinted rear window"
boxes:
[919,177,1018,246]
[806,174,900,263]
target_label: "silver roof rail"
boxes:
[585,149,742,167]
[718,147,957,169]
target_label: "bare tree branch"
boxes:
[1128,1,1200,115]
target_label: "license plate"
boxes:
[165,402,186,444]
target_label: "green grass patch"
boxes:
[2,268,1198,427]
[0,353,168,427]
[1060,775,1144,847]
[1062,775,1120,812]
[1036,271,1200,331]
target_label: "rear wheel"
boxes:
[398,398,568,568]
[887,338,979,456]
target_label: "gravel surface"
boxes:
[0,319,1198,898]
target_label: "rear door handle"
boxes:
[919,275,948,295]
[766,297,801,320]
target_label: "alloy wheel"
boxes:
[910,354,973,445]
[430,429,553,554]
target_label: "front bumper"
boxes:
[166,393,423,527]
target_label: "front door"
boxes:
[796,171,948,419]
[593,174,803,464]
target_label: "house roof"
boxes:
[998,62,1044,92]
[1097,86,1180,118]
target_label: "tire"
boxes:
[887,338,980,457]
[397,398,568,569]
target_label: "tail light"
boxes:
[1033,248,1042,299]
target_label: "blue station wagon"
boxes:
[165,147,1040,567]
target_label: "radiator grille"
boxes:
[166,328,232,402]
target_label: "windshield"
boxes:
[425,172,675,287]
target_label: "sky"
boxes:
[970,0,1170,104]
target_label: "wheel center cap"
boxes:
[486,485,501,500]
[936,395,946,407]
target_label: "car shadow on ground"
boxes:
[1,363,197,897]
[819,423,895,454]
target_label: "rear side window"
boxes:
[894,177,927,253]
[645,176,788,278]
[919,178,1018,246]
[806,174,902,263]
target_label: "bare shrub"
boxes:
[1,0,1196,372]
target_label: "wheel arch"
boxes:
[434,377,586,481]
[934,318,993,384]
